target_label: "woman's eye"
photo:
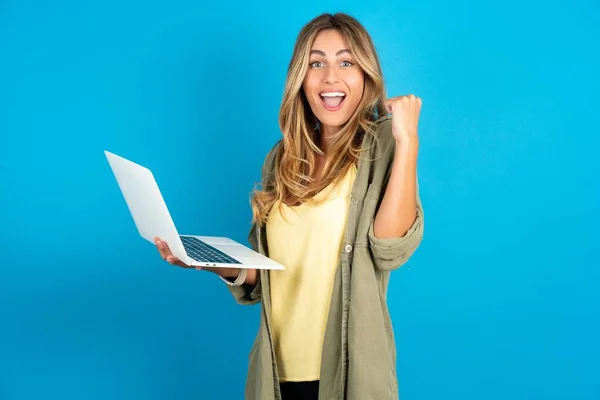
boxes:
[310,61,323,68]
[341,61,353,67]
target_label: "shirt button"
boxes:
[344,244,353,253]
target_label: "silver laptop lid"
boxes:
[104,150,190,265]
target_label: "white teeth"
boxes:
[320,92,346,97]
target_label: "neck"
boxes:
[319,124,340,153]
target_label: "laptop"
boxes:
[104,150,284,270]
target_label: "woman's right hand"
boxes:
[153,237,241,280]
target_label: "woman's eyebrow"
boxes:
[309,49,352,57]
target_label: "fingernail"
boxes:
[195,266,202,271]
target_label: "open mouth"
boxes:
[320,91,346,111]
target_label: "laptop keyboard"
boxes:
[180,236,242,264]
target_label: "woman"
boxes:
[155,12,424,400]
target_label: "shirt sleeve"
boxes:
[225,274,262,305]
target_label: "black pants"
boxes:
[280,380,319,400]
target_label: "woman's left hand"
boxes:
[385,94,422,147]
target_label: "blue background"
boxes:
[1,0,599,399]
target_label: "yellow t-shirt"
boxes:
[266,164,357,382]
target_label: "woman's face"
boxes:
[302,29,365,136]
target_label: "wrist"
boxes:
[394,139,418,158]
[222,268,241,279]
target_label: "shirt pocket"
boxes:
[355,183,382,245]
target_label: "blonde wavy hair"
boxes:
[250,13,388,226]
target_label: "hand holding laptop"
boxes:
[153,236,255,281]
[153,237,194,268]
